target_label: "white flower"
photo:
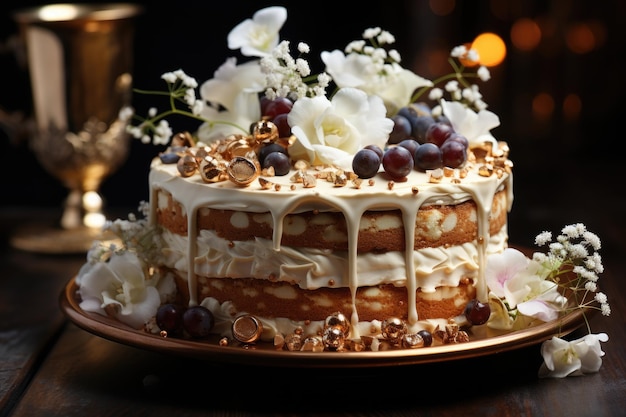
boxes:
[76,249,175,329]
[538,333,609,378]
[200,58,265,113]
[321,49,432,115]
[196,58,265,140]
[487,293,515,330]
[514,277,566,322]
[485,247,566,325]
[227,6,287,57]
[440,99,500,148]
[287,87,393,169]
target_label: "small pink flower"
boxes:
[485,248,530,298]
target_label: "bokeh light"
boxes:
[472,32,506,66]
[532,93,555,120]
[566,22,596,54]
[511,18,541,51]
[563,93,582,121]
[429,0,455,16]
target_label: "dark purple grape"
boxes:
[272,113,291,138]
[183,305,215,338]
[258,143,287,166]
[397,138,419,156]
[397,105,419,120]
[464,299,491,325]
[436,114,452,126]
[382,146,413,180]
[352,148,381,179]
[411,115,436,144]
[262,97,293,119]
[413,142,442,171]
[441,139,467,168]
[412,102,432,116]
[425,122,454,147]
[364,144,384,159]
[445,133,469,148]
[263,151,291,176]
[388,115,413,144]
[156,303,185,334]
[417,329,433,347]
[260,96,272,115]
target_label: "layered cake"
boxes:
[147,126,511,342]
[77,6,516,350]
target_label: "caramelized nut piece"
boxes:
[302,173,317,188]
[252,120,279,144]
[177,153,197,177]
[199,156,226,183]
[258,177,274,190]
[227,156,260,186]
[231,314,263,343]
[171,131,195,148]
[478,164,494,177]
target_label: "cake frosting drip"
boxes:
[149,154,513,337]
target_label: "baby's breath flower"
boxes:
[345,40,366,53]
[583,231,601,250]
[297,42,310,54]
[119,106,133,122]
[377,30,395,45]
[362,27,381,39]
[466,49,479,62]
[477,66,491,81]
[445,80,459,92]
[388,49,401,63]
[429,88,443,101]
[450,45,467,58]
[594,292,607,304]
[535,231,552,246]
[409,45,491,111]
[531,223,610,329]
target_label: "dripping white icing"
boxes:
[148,156,513,335]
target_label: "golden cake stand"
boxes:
[60,277,587,368]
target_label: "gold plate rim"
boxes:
[60,277,586,368]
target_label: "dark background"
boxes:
[0,0,624,251]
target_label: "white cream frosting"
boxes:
[148,154,513,337]
[160,227,508,293]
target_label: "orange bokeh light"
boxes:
[429,0,455,16]
[471,32,506,67]
[511,18,542,51]
[563,94,582,121]
[566,23,596,54]
[532,93,554,120]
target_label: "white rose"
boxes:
[287,87,393,169]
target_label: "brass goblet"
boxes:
[10,3,142,253]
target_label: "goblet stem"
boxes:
[61,189,106,230]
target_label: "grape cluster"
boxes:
[256,97,294,176]
[352,104,470,180]
[156,303,215,339]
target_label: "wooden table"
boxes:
[1,207,624,417]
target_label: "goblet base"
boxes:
[10,224,116,254]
